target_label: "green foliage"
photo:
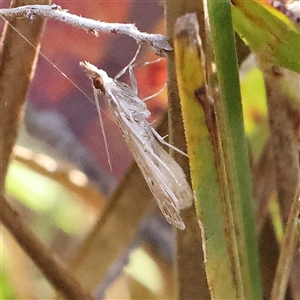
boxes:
[232,0,300,73]
[240,67,268,160]
[6,161,90,235]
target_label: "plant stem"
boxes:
[0,194,94,300]
[270,184,300,300]
[0,4,172,55]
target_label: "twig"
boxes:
[260,60,300,298]
[0,0,49,189]
[270,184,300,300]
[253,136,277,232]
[0,194,94,300]
[0,4,172,56]
[0,0,89,297]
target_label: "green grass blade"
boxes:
[231,0,300,74]
[174,12,243,299]
[207,1,262,299]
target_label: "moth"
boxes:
[80,57,193,229]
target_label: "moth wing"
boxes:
[138,152,186,230]
[110,83,150,119]
[152,140,193,210]
[100,81,191,230]
[123,128,188,230]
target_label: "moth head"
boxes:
[92,76,106,94]
[80,61,107,94]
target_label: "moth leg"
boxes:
[127,58,164,96]
[151,127,188,158]
[115,44,141,81]
[142,83,166,102]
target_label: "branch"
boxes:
[0,0,49,189]
[270,184,300,300]
[0,4,173,56]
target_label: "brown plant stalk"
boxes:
[1,194,94,299]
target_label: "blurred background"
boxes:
[1,0,273,298]
[1,0,177,298]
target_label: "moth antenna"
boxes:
[2,15,113,169]
[0,15,97,107]
[92,87,112,171]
